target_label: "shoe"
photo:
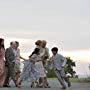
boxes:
[31,83,36,88]
[38,84,44,88]
[61,87,66,89]
[68,82,71,87]
[16,85,20,88]
[31,85,35,88]
[44,85,51,88]
[3,85,11,87]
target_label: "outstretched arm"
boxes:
[36,59,42,62]
[20,56,28,60]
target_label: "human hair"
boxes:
[42,40,47,45]
[0,38,5,49]
[15,41,19,46]
[29,48,40,58]
[10,42,13,45]
[51,47,58,52]
[35,40,42,46]
[10,41,16,46]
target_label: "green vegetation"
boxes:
[64,57,76,77]
[77,77,90,83]
[48,78,90,83]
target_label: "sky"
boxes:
[0,0,90,76]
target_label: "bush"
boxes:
[46,68,56,78]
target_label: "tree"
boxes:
[64,57,76,77]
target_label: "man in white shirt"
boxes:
[51,47,71,89]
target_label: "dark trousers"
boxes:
[4,63,16,86]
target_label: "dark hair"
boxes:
[15,41,19,46]
[0,38,5,49]
[29,48,40,58]
[10,42,13,45]
[51,47,58,52]
[10,41,19,46]
[32,48,40,55]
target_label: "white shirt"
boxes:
[51,53,67,70]
[13,48,20,63]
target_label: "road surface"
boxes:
[0,79,90,90]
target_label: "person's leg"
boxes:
[18,69,27,86]
[9,63,17,87]
[60,69,71,87]
[39,77,42,85]
[3,66,10,87]
[54,70,66,89]
[15,72,21,86]
[41,77,45,86]
[38,77,45,87]
[31,81,35,88]
[64,76,71,87]
[44,77,48,85]
[42,77,45,86]
[43,67,50,88]
[12,72,17,87]
[14,62,21,86]
[44,77,50,88]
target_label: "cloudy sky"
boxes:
[0,0,90,76]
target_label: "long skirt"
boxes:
[0,60,5,87]
[20,60,39,82]
[35,61,46,78]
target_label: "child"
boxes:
[19,48,42,88]
[50,47,71,89]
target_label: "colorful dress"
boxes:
[20,54,39,82]
[35,61,46,77]
[35,46,46,77]
[0,48,5,87]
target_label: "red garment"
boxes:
[0,48,5,87]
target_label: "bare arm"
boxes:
[36,59,42,62]
[20,56,28,61]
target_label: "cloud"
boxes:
[0,0,90,50]
[61,50,90,63]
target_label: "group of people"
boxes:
[0,38,71,89]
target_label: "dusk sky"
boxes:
[0,0,90,76]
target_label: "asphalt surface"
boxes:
[0,79,90,90]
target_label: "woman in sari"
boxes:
[0,38,5,87]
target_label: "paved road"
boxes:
[0,80,90,90]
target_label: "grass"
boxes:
[70,78,79,82]
[77,77,90,83]
[48,77,90,83]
